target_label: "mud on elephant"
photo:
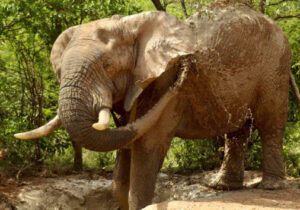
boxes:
[15,4,300,210]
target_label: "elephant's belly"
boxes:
[174,80,257,139]
[175,106,250,139]
[173,50,259,139]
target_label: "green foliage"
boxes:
[97,151,117,170]
[163,138,222,173]
[283,122,300,177]
[246,131,263,170]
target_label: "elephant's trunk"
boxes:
[58,54,192,152]
[58,84,134,151]
[58,83,179,152]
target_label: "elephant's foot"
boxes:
[257,176,288,190]
[208,171,243,190]
[112,182,129,210]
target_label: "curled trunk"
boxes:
[59,84,178,151]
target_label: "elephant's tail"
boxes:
[289,71,300,104]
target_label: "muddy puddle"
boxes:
[0,171,299,210]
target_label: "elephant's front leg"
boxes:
[210,124,249,190]
[112,149,131,210]
[128,138,171,210]
[127,97,181,209]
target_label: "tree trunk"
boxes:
[0,149,7,162]
[151,0,165,11]
[180,0,188,18]
[260,0,266,13]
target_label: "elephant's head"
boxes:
[14,11,196,151]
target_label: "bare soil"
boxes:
[146,189,300,210]
[0,170,299,210]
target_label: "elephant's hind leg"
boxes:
[257,128,286,189]
[209,123,250,190]
[254,70,289,189]
[112,149,131,210]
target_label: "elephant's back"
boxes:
[188,5,289,73]
[177,6,290,139]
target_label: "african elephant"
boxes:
[15,4,299,210]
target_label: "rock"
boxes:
[15,176,118,210]
[0,192,15,210]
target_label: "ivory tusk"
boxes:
[128,100,137,123]
[14,115,62,140]
[92,108,111,130]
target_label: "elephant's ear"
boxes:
[50,26,78,83]
[123,12,197,111]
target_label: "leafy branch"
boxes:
[180,0,188,18]
[268,0,299,7]
[274,13,300,20]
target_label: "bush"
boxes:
[163,137,222,173]
[283,122,300,177]
[246,130,263,170]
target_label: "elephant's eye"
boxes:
[96,28,110,44]
[102,56,112,70]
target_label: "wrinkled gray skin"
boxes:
[15,5,297,210]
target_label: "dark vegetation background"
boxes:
[0,0,299,179]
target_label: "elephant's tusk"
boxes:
[14,115,62,140]
[92,108,111,130]
[128,100,137,123]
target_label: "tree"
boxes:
[151,0,166,11]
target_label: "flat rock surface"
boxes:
[0,171,299,210]
[145,189,300,210]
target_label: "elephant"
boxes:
[15,3,300,210]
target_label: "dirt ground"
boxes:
[0,170,299,210]
[145,189,300,210]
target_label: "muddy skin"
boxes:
[114,11,291,207]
